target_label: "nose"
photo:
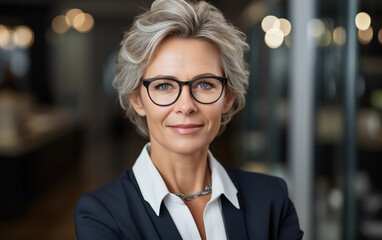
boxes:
[174,86,198,115]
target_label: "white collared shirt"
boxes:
[132,143,240,240]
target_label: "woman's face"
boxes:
[130,38,235,155]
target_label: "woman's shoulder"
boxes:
[224,165,287,184]
[77,169,136,205]
[74,170,151,239]
[74,169,142,224]
[224,166,304,239]
[224,166,289,198]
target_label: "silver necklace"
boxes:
[173,183,212,201]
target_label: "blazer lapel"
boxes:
[221,195,249,240]
[222,166,249,240]
[129,170,182,240]
[144,201,183,240]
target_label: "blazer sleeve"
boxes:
[74,193,122,240]
[277,178,304,240]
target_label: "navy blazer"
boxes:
[74,167,304,239]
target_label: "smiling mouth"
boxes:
[169,124,204,135]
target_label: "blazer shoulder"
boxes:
[224,166,287,193]
[74,170,145,239]
[224,166,291,207]
[224,166,304,239]
[87,171,132,199]
[75,170,141,218]
[74,169,134,219]
[75,191,123,239]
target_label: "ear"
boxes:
[129,92,146,117]
[222,91,236,114]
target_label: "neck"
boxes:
[149,141,211,195]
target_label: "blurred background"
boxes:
[0,0,381,239]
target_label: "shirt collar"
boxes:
[132,143,169,216]
[208,150,240,209]
[132,143,240,216]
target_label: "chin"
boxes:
[166,138,210,155]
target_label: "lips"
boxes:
[168,124,204,135]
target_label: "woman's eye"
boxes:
[155,83,171,90]
[197,82,214,89]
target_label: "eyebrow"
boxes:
[148,73,219,80]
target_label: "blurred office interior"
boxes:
[0,0,381,239]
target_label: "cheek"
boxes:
[205,104,224,132]
[142,101,171,131]
[146,109,168,126]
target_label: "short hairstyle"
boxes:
[113,0,249,138]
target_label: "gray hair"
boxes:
[113,0,249,138]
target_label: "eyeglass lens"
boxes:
[147,77,224,105]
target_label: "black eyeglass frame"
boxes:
[141,76,228,106]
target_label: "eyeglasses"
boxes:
[141,76,227,106]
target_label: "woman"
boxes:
[74,0,304,239]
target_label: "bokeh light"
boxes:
[73,13,85,29]
[261,16,291,48]
[279,18,292,36]
[261,15,280,32]
[13,25,34,48]
[308,18,325,38]
[328,189,343,210]
[319,29,332,47]
[0,24,12,49]
[378,28,382,45]
[355,12,371,31]
[73,13,94,33]
[264,28,284,48]
[65,8,83,26]
[52,15,70,34]
[333,26,346,45]
[358,26,373,45]
[52,9,94,34]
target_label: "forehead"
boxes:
[144,38,223,78]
